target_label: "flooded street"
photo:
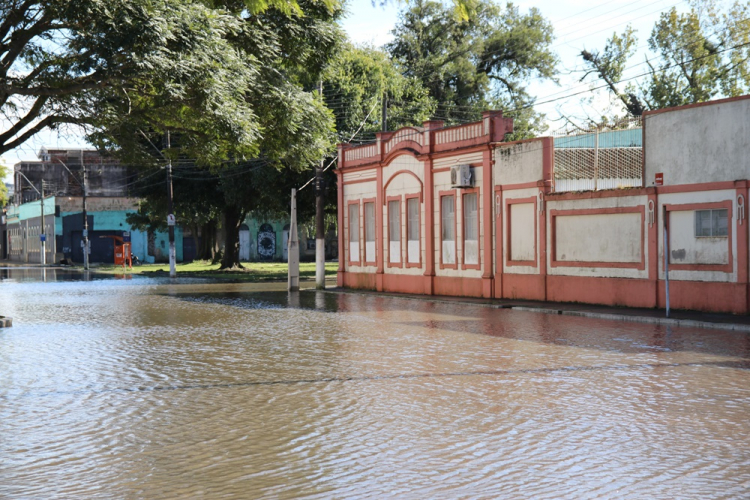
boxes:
[1,269,750,498]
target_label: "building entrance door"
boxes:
[239,224,250,261]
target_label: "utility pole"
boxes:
[288,188,299,291]
[40,181,45,266]
[82,162,89,270]
[54,156,89,269]
[166,131,176,278]
[315,80,325,289]
[382,92,388,133]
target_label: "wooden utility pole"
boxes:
[82,162,89,270]
[382,92,388,132]
[39,181,45,266]
[315,80,325,289]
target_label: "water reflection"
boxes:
[1,276,749,498]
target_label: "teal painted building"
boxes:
[4,196,182,264]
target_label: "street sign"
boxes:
[39,234,46,242]
[167,214,176,226]
[122,231,131,243]
[655,172,664,186]
[82,229,88,238]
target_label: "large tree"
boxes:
[386,0,557,138]
[323,43,435,140]
[126,160,318,265]
[580,0,750,119]
[113,0,344,269]
[1,0,328,159]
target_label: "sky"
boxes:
[342,0,692,124]
[2,0,695,182]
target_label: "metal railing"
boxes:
[552,117,643,192]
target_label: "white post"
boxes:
[288,188,300,291]
[315,81,326,290]
[664,209,670,318]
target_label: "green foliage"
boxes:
[322,43,435,140]
[580,0,750,116]
[101,0,345,268]
[0,0,343,163]
[0,158,8,206]
[386,0,557,138]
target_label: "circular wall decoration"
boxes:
[257,223,276,260]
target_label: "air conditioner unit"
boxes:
[450,164,473,188]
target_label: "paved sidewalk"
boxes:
[324,287,750,332]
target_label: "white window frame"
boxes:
[364,201,376,263]
[348,202,360,263]
[388,199,401,264]
[463,192,478,266]
[695,209,728,237]
[441,194,456,266]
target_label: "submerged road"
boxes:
[1,269,749,498]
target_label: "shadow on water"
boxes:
[5,267,749,360]
[395,311,750,359]
[162,289,344,313]
[159,288,750,360]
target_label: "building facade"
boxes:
[4,148,185,264]
[336,96,750,315]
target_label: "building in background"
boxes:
[336,95,750,315]
[237,217,338,263]
[5,148,184,264]
[3,148,335,265]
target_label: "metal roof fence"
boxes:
[552,117,643,192]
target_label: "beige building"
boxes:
[336,95,750,314]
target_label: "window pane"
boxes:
[441,196,454,241]
[695,210,711,237]
[349,204,359,243]
[365,203,375,242]
[695,209,729,237]
[388,200,400,242]
[713,209,728,236]
[407,198,419,242]
[463,193,477,241]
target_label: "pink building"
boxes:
[336,96,750,315]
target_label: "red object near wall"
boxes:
[100,235,132,269]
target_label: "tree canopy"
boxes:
[386,0,557,138]
[322,43,435,142]
[0,0,342,164]
[108,0,345,269]
[580,0,750,120]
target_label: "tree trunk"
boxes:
[220,206,244,269]
[197,220,216,261]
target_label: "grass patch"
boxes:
[87,260,338,282]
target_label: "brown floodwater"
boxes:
[1,269,749,498]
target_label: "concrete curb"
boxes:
[0,316,12,328]
[318,289,750,333]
